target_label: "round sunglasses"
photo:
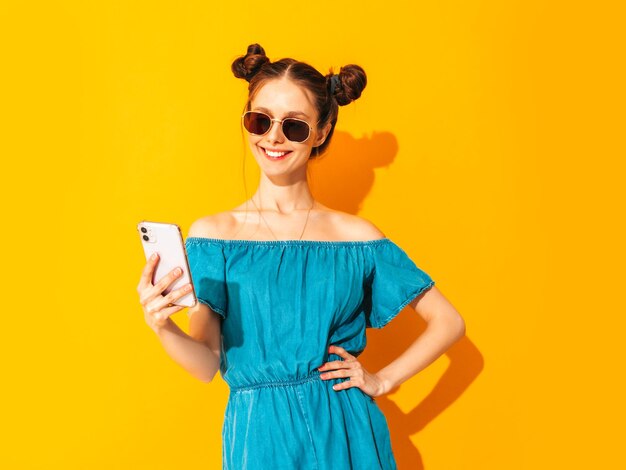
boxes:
[242,111,314,143]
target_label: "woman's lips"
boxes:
[261,147,293,161]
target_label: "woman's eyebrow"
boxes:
[254,107,310,119]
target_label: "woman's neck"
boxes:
[252,187,315,214]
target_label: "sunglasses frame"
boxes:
[241,110,315,143]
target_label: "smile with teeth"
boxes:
[261,147,293,159]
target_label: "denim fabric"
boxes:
[184,237,435,470]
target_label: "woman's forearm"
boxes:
[153,318,220,383]
[375,317,465,393]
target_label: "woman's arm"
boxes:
[153,304,223,383]
[375,285,466,394]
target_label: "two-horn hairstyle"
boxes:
[231,43,367,158]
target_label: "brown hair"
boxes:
[231,43,367,158]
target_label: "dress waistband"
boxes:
[229,369,324,393]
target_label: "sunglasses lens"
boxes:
[243,112,310,143]
[282,119,310,143]
[243,112,271,135]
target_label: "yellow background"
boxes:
[2,1,624,468]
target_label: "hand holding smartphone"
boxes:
[137,221,197,310]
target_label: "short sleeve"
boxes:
[184,239,228,319]
[364,240,435,329]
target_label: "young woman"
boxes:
[137,44,465,470]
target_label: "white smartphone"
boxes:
[137,220,197,308]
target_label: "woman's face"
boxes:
[246,78,329,176]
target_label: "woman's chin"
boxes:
[253,154,308,174]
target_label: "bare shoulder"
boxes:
[187,204,385,241]
[187,211,236,239]
[321,208,386,241]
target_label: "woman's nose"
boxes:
[266,119,284,143]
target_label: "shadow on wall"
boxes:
[309,130,400,213]
[364,320,482,469]
[310,129,484,469]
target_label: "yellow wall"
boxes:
[2,1,624,468]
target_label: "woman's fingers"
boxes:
[137,253,191,331]
[318,345,357,371]
[318,360,351,371]
[320,360,362,379]
[320,368,355,379]
[330,377,365,392]
[320,362,367,392]
[148,266,184,298]
[138,263,185,309]
[317,354,381,397]
[318,345,377,397]
[152,304,185,326]
[147,283,193,316]
[137,252,160,292]
[328,345,355,361]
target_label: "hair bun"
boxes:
[330,65,367,106]
[231,44,270,82]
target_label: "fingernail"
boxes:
[152,253,158,260]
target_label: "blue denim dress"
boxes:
[184,237,435,470]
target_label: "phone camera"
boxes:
[142,235,149,241]
[140,227,148,233]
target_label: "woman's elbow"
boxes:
[452,312,466,340]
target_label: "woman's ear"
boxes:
[314,122,332,147]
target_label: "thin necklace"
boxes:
[250,195,315,241]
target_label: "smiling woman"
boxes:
[232,43,366,160]
[137,42,464,470]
